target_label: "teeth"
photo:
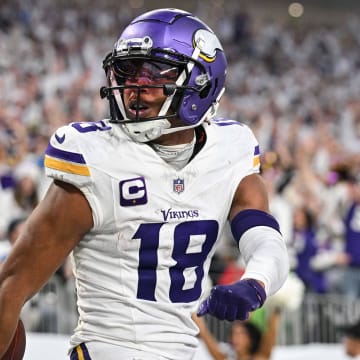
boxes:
[130,102,147,110]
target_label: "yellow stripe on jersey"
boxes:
[76,345,85,360]
[253,155,260,167]
[44,156,91,176]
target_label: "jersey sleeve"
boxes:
[228,121,261,177]
[43,122,116,231]
[212,119,261,177]
[44,124,93,187]
[241,123,261,175]
[215,120,262,210]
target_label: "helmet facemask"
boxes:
[101,36,213,142]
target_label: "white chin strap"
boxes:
[122,119,172,142]
[122,86,224,143]
[122,94,221,142]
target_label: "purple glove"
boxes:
[197,279,266,321]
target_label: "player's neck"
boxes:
[151,128,195,146]
[150,132,196,170]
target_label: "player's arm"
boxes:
[198,173,289,321]
[0,180,93,356]
[228,173,270,219]
[229,173,289,295]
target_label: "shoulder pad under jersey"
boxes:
[44,122,95,187]
[210,118,261,172]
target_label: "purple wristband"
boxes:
[244,279,266,307]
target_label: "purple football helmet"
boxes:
[101,8,227,142]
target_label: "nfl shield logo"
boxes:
[173,178,184,194]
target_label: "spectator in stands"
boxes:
[290,206,327,293]
[340,179,360,298]
[12,161,40,212]
[0,160,41,241]
[290,206,349,294]
[0,217,26,264]
[193,307,281,360]
[339,319,360,358]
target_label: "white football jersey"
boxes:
[44,118,260,359]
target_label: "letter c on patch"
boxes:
[119,177,148,206]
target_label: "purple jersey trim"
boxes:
[45,143,86,164]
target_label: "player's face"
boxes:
[118,59,179,120]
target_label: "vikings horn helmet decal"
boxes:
[193,29,224,62]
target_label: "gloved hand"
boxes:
[197,279,266,321]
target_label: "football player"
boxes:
[0,8,289,360]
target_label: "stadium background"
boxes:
[1,0,360,358]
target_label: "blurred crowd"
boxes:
[1,0,360,333]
